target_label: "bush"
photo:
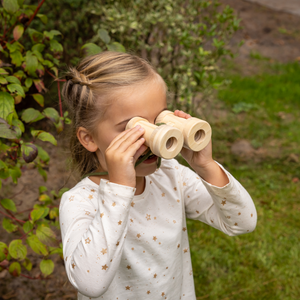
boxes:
[34,0,241,113]
[0,0,69,279]
[82,0,241,112]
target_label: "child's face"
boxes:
[94,76,168,177]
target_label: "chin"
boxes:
[136,162,158,177]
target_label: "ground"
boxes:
[0,1,299,299]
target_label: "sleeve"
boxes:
[178,161,257,236]
[59,179,136,298]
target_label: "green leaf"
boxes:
[9,262,21,277]
[13,25,24,41]
[107,42,126,53]
[0,242,8,262]
[40,206,49,219]
[9,166,21,183]
[25,52,38,77]
[22,258,32,271]
[6,41,23,53]
[44,30,62,39]
[36,13,48,24]
[10,51,23,67]
[98,29,111,44]
[36,145,50,163]
[43,107,59,123]
[49,207,59,219]
[49,245,62,256]
[0,92,14,121]
[1,198,17,212]
[50,67,58,77]
[26,235,48,256]
[21,143,38,163]
[39,186,48,194]
[30,207,45,222]
[6,76,21,84]
[3,0,19,14]
[31,130,57,146]
[32,43,45,53]
[32,94,44,107]
[27,28,44,43]
[12,118,24,133]
[23,221,33,233]
[21,108,44,123]
[42,60,53,68]
[0,76,8,84]
[0,68,9,75]
[49,40,63,53]
[36,224,56,244]
[7,84,25,97]
[81,43,102,56]
[2,218,18,233]
[40,259,54,277]
[25,78,33,88]
[9,239,27,260]
[38,194,51,203]
[38,166,47,181]
[0,123,17,139]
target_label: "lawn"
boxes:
[178,61,300,300]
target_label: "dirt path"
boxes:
[220,0,300,74]
[244,0,300,16]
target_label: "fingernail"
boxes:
[135,125,141,129]
[139,127,144,131]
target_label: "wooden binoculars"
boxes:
[125,110,211,159]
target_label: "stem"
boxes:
[2,0,46,49]
[24,0,46,31]
[57,80,63,117]
[0,210,25,224]
[3,17,7,38]
[2,266,44,280]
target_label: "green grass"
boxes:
[180,62,300,299]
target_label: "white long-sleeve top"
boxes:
[59,158,257,300]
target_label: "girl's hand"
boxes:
[174,110,214,169]
[105,125,147,188]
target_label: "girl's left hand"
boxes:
[174,110,214,169]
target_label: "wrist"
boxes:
[192,161,229,187]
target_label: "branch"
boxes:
[0,210,25,223]
[1,265,44,280]
[2,0,46,49]
[57,81,63,117]
[24,0,46,31]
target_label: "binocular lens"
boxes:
[194,129,205,143]
[166,137,177,150]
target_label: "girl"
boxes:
[59,51,257,300]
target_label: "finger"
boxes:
[122,137,146,162]
[175,110,191,119]
[108,125,142,150]
[110,126,145,153]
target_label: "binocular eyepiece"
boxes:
[125,110,211,159]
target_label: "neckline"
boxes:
[85,175,150,201]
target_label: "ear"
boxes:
[77,127,98,152]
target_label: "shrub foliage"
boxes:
[0,0,69,279]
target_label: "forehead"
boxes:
[106,78,167,124]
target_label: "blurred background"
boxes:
[0,0,299,299]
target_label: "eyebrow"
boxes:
[116,107,168,126]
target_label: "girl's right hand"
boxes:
[105,125,147,188]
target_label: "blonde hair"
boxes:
[62,51,160,177]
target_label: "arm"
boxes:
[59,179,135,298]
[178,160,257,236]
